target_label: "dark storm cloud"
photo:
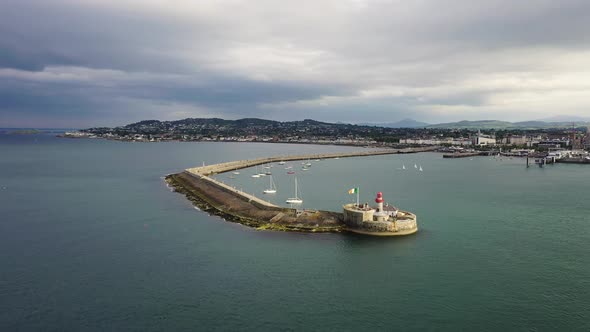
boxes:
[2,0,590,127]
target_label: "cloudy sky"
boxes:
[2,0,590,127]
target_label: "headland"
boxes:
[167,147,428,235]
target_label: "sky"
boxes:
[2,0,590,128]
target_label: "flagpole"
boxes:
[356,187,359,207]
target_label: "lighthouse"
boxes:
[373,192,388,221]
[375,192,384,213]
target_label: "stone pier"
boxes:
[169,147,430,234]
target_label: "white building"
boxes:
[508,135,527,145]
[472,131,496,146]
[399,137,472,146]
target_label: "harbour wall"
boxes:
[557,158,590,164]
[442,152,481,158]
[167,171,342,232]
[187,147,435,177]
[342,205,418,235]
[173,147,430,233]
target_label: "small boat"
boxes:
[265,171,272,175]
[285,165,293,169]
[314,159,320,162]
[232,171,240,175]
[286,178,303,204]
[251,166,261,178]
[278,161,285,165]
[301,167,309,171]
[287,171,295,175]
[305,162,312,167]
[263,175,277,194]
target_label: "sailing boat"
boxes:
[402,164,406,170]
[251,165,261,178]
[419,165,423,172]
[286,177,303,204]
[263,175,277,194]
[414,164,418,169]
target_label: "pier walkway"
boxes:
[186,147,435,209]
[172,146,431,233]
[187,146,436,176]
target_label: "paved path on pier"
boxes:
[185,147,435,209]
[187,147,435,176]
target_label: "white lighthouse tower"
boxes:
[374,192,388,221]
[376,192,384,212]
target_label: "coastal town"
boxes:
[63,118,590,157]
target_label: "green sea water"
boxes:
[1,133,589,331]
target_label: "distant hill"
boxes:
[359,118,429,128]
[426,120,513,129]
[537,115,590,122]
[93,117,590,134]
[426,120,590,129]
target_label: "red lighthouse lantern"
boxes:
[375,192,384,203]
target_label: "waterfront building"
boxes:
[472,130,496,146]
[399,137,471,146]
[508,135,527,145]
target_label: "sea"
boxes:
[1,132,589,331]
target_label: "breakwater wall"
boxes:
[190,170,279,208]
[188,146,436,176]
[557,158,590,164]
[167,172,342,232]
[171,147,430,233]
[442,152,481,158]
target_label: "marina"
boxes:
[169,147,428,235]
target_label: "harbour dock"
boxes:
[168,147,426,234]
[442,152,481,158]
[188,147,436,176]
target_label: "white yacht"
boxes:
[263,175,277,194]
[285,178,303,204]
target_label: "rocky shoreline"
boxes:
[165,173,344,233]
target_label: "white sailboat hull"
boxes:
[263,175,277,194]
[286,177,302,204]
[286,198,303,204]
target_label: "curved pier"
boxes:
[169,147,429,234]
[187,147,435,176]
